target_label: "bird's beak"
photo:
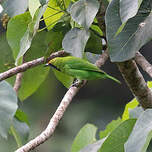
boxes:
[44,63,49,67]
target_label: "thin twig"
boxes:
[95,50,108,67]
[117,60,152,109]
[13,73,23,94]
[0,51,66,81]
[13,56,25,94]
[15,51,109,152]
[135,52,152,78]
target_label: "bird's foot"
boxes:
[71,79,84,88]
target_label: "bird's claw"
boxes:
[70,79,84,88]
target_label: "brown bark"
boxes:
[117,60,152,109]
[135,52,152,78]
[0,51,65,81]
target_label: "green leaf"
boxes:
[10,125,22,148]
[52,16,71,35]
[53,69,74,88]
[85,31,102,54]
[0,32,15,82]
[0,34,15,86]
[99,118,122,139]
[62,28,90,58]
[120,0,143,23]
[147,81,152,88]
[10,118,29,146]
[0,81,18,138]
[99,119,136,152]
[129,107,144,119]
[18,31,49,101]
[125,109,152,152]
[105,0,152,62]
[29,0,41,18]
[71,124,97,152]
[80,139,106,152]
[122,98,139,121]
[1,0,28,17]
[7,12,32,60]
[70,0,99,29]
[43,0,64,30]
[15,109,29,126]
[91,23,103,37]
[16,6,47,65]
[45,30,64,54]
[18,66,49,101]
[85,52,100,64]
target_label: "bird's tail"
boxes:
[106,74,121,84]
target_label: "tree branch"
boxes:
[13,56,25,94]
[15,51,109,152]
[96,50,108,67]
[135,52,152,78]
[117,60,152,109]
[13,72,23,94]
[16,86,81,152]
[0,51,65,81]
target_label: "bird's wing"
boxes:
[63,57,104,73]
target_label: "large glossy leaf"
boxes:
[125,109,152,152]
[80,138,106,152]
[106,0,152,62]
[29,0,41,18]
[120,0,143,23]
[99,117,122,139]
[62,28,90,58]
[1,0,28,17]
[7,12,32,60]
[0,81,18,138]
[71,124,97,152]
[18,31,49,101]
[43,0,68,30]
[70,0,99,29]
[99,119,136,152]
[16,5,47,65]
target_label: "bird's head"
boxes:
[45,57,61,71]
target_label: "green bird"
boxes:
[45,56,120,84]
